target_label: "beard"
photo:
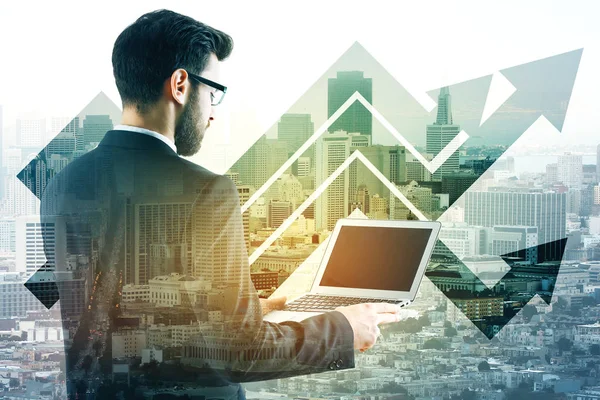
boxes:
[174,87,207,156]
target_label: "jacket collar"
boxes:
[98,129,179,157]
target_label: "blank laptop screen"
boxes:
[318,225,433,291]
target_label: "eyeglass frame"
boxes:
[183,70,227,106]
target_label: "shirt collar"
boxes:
[114,124,177,154]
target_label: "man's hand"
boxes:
[260,296,287,316]
[335,303,401,352]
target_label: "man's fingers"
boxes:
[267,296,287,310]
[370,302,401,314]
[376,312,400,325]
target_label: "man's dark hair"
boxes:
[112,9,233,114]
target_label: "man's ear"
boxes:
[169,69,190,106]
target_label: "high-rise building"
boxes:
[349,144,406,205]
[82,115,113,150]
[368,193,388,220]
[406,153,432,182]
[437,224,488,259]
[297,157,310,177]
[238,185,252,250]
[315,131,351,230]
[0,217,15,253]
[426,87,461,181]
[2,171,37,216]
[328,71,372,136]
[442,171,479,205]
[229,135,268,189]
[16,117,45,148]
[45,132,76,161]
[583,165,597,186]
[18,155,51,201]
[546,163,558,186]
[558,152,583,189]
[390,181,432,220]
[465,191,566,261]
[277,114,314,158]
[16,215,66,275]
[267,200,292,229]
[266,138,290,178]
[490,225,538,263]
[126,202,192,285]
[597,144,600,183]
[0,105,4,200]
[0,273,51,317]
[356,185,370,215]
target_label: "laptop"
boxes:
[263,218,441,323]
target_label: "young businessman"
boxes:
[42,9,401,399]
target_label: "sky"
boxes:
[0,0,599,173]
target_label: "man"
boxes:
[41,9,401,399]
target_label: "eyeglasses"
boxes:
[186,71,227,106]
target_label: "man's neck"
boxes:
[121,107,175,144]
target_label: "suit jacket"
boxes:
[40,129,355,399]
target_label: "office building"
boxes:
[277,113,314,159]
[558,152,583,189]
[316,131,351,230]
[82,115,113,149]
[15,215,66,275]
[490,225,538,263]
[16,117,45,148]
[125,202,192,285]
[442,171,479,204]
[426,87,460,181]
[267,200,292,229]
[437,224,488,259]
[328,71,372,136]
[465,191,566,261]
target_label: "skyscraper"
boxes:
[349,144,406,204]
[328,71,372,136]
[16,117,45,148]
[267,200,292,229]
[277,114,314,157]
[229,135,268,188]
[16,215,66,275]
[596,143,600,183]
[316,131,351,230]
[126,202,193,285]
[426,87,461,181]
[442,171,479,205]
[558,152,583,189]
[0,105,4,200]
[465,191,566,261]
[82,115,113,150]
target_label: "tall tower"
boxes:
[316,131,351,231]
[16,215,67,275]
[426,87,461,181]
[17,117,45,148]
[0,105,4,200]
[328,71,372,136]
[277,114,314,157]
[596,143,600,183]
[558,152,582,189]
[82,115,113,150]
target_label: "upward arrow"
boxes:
[471,48,583,146]
[426,237,568,339]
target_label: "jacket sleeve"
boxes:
[184,174,355,382]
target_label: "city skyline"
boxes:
[0,27,598,400]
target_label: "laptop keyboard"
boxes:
[284,294,410,312]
